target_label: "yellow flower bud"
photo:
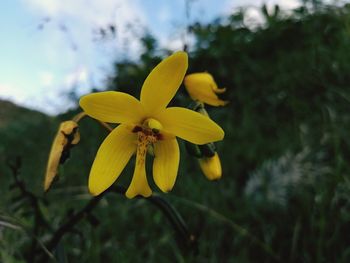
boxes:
[44,120,80,191]
[184,72,229,107]
[198,152,222,180]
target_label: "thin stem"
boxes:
[72,112,86,123]
[72,111,113,132]
[109,186,196,249]
[170,196,281,262]
[0,213,56,261]
[42,185,195,261]
[7,157,53,261]
[290,217,301,262]
[97,120,113,132]
[45,194,104,252]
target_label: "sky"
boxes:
[0,0,301,115]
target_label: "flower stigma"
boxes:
[132,118,163,139]
[131,118,163,164]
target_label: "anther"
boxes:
[143,118,163,133]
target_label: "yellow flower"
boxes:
[184,72,228,106]
[44,120,80,191]
[198,152,222,181]
[187,102,223,181]
[80,52,224,198]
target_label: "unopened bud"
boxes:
[198,152,222,180]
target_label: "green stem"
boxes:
[170,196,281,262]
[109,186,196,249]
[41,185,195,261]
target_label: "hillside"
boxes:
[0,99,56,192]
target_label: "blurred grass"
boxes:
[2,1,350,262]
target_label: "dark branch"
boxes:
[109,186,197,251]
[40,185,196,261]
[45,194,104,252]
[7,156,52,261]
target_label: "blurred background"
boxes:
[1,0,350,262]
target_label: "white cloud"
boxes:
[165,38,185,51]
[22,0,149,65]
[16,0,150,114]
[221,0,301,27]
[25,0,61,16]
[0,83,27,102]
[223,0,300,16]
[277,0,300,9]
[23,0,146,25]
[39,71,54,86]
[64,67,88,87]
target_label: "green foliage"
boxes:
[2,1,350,262]
[0,100,55,193]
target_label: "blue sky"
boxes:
[0,0,300,115]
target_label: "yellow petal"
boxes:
[80,91,145,124]
[198,152,222,180]
[89,124,136,196]
[213,87,226,94]
[156,107,224,145]
[125,139,152,198]
[140,52,188,113]
[184,73,228,106]
[44,121,79,191]
[153,138,180,192]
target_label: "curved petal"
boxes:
[186,86,228,106]
[125,139,152,198]
[125,161,152,198]
[88,124,137,196]
[184,73,228,106]
[153,138,180,192]
[187,86,228,106]
[80,91,145,124]
[140,52,188,113]
[156,107,224,145]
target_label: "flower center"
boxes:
[143,118,163,133]
[131,118,163,162]
[132,118,163,139]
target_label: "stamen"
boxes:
[132,118,164,141]
[143,118,163,133]
[136,132,157,164]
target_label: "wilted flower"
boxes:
[44,120,80,191]
[80,52,224,198]
[184,72,228,106]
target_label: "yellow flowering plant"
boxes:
[184,73,228,180]
[79,51,224,198]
